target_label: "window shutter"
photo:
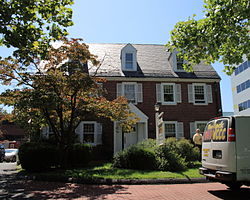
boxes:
[41,127,48,138]
[177,122,184,139]
[188,84,194,103]
[96,123,102,145]
[156,84,162,103]
[137,83,143,103]
[117,83,122,98]
[190,122,196,138]
[75,122,83,143]
[175,84,182,103]
[206,85,213,103]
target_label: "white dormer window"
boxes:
[176,56,184,71]
[125,53,133,69]
[170,50,186,72]
[121,44,137,71]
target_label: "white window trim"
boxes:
[122,82,138,104]
[161,83,176,105]
[195,121,208,131]
[82,121,98,145]
[164,121,177,138]
[192,83,208,105]
[172,51,187,72]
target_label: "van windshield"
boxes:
[203,119,228,142]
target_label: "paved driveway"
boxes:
[1,162,250,199]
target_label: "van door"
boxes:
[202,118,236,172]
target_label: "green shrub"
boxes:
[68,143,93,167]
[19,142,58,172]
[155,143,187,172]
[113,145,157,170]
[176,139,200,163]
[136,139,157,150]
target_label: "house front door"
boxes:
[124,124,138,149]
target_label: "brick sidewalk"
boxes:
[1,178,250,199]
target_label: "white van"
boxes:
[199,115,250,189]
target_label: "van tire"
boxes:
[225,183,242,190]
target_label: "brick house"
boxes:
[70,43,222,155]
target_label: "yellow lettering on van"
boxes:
[221,128,226,140]
[218,128,222,140]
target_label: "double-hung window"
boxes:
[164,121,184,139]
[75,121,102,145]
[194,85,206,104]
[188,83,212,105]
[164,122,176,138]
[163,84,175,103]
[83,123,95,143]
[124,83,136,103]
[117,82,143,104]
[176,56,184,71]
[125,53,133,70]
[156,83,181,105]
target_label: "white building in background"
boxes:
[231,56,250,115]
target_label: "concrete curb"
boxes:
[16,174,208,185]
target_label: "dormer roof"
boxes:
[87,43,220,80]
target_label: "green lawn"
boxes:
[22,162,204,180]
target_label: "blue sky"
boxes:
[0,0,233,112]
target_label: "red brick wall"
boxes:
[101,80,222,153]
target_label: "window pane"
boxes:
[83,124,95,143]
[124,84,136,103]
[242,82,246,91]
[239,103,243,111]
[237,85,241,93]
[235,68,239,75]
[165,123,176,137]
[246,80,250,89]
[194,85,205,103]
[239,64,243,73]
[163,85,174,102]
[243,101,248,110]
[196,123,207,133]
[243,61,248,70]
[125,53,133,69]
[126,53,133,61]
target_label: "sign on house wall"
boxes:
[156,112,164,145]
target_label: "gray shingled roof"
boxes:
[87,43,220,79]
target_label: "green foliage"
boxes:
[68,144,93,167]
[167,0,250,75]
[0,0,74,60]
[113,138,200,172]
[156,140,187,172]
[176,139,200,163]
[113,145,157,170]
[0,38,135,151]
[136,138,157,150]
[19,142,58,172]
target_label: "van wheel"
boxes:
[225,183,242,190]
